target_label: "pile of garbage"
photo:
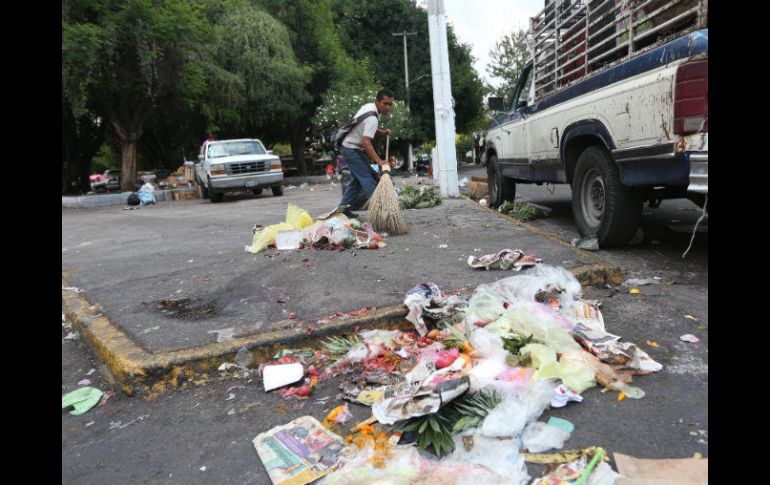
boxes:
[246,204,386,254]
[252,264,668,484]
[398,185,442,209]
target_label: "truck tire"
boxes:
[271,185,284,196]
[571,146,642,247]
[208,178,224,203]
[486,155,516,208]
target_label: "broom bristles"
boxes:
[367,171,408,235]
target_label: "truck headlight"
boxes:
[271,159,282,170]
[210,163,225,175]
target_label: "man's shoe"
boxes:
[338,205,359,219]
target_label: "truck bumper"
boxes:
[209,171,283,191]
[687,152,708,194]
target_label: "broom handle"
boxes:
[385,135,390,165]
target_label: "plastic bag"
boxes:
[487,301,580,353]
[436,431,530,485]
[285,203,313,229]
[464,287,506,326]
[522,344,596,393]
[247,222,294,253]
[480,380,557,438]
[522,421,571,453]
[469,328,509,363]
[137,190,156,205]
[479,264,582,313]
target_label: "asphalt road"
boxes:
[62,165,707,484]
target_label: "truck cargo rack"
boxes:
[530,0,707,101]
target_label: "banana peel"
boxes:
[523,446,609,464]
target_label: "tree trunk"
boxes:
[291,123,307,176]
[119,137,139,191]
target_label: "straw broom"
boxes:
[367,135,408,235]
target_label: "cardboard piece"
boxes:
[614,453,708,485]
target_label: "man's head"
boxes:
[375,89,394,115]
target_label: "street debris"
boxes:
[680,334,700,343]
[613,452,707,484]
[109,414,149,430]
[467,249,542,271]
[64,331,80,341]
[62,387,103,415]
[246,263,668,483]
[253,416,345,485]
[398,185,442,209]
[77,379,92,386]
[246,203,386,254]
[498,201,552,221]
[263,363,304,391]
[572,237,600,251]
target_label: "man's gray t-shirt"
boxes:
[342,102,379,150]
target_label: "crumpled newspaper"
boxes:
[467,249,542,271]
[372,360,469,425]
[572,322,663,373]
[403,283,467,336]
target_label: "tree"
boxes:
[258,0,374,175]
[487,29,530,108]
[202,1,311,145]
[330,0,485,142]
[63,0,211,191]
[312,86,418,157]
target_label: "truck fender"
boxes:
[560,120,617,184]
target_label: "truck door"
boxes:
[498,65,533,164]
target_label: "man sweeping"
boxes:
[336,89,397,218]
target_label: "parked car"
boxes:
[195,139,283,203]
[91,170,121,192]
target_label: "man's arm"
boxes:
[362,137,385,166]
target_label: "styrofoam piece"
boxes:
[262,363,304,391]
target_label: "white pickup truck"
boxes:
[195,138,284,203]
[485,0,707,247]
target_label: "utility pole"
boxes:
[427,0,459,197]
[392,31,417,172]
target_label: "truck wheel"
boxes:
[486,155,516,208]
[271,185,284,196]
[572,146,642,247]
[251,188,263,195]
[208,179,224,203]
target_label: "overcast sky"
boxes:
[421,0,545,88]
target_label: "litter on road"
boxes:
[250,264,670,483]
[466,249,541,271]
[246,203,386,254]
[62,387,103,415]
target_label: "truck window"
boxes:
[513,66,533,110]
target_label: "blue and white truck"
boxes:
[485,0,707,246]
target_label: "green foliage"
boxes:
[398,185,442,210]
[502,333,535,356]
[91,143,119,173]
[205,1,311,138]
[498,201,551,221]
[487,29,531,108]
[395,390,501,457]
[320,334,362,361]
[455,133,473,162]
[270,143,293,156]
[330,0,485,142]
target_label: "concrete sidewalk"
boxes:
[62,183,617,394]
